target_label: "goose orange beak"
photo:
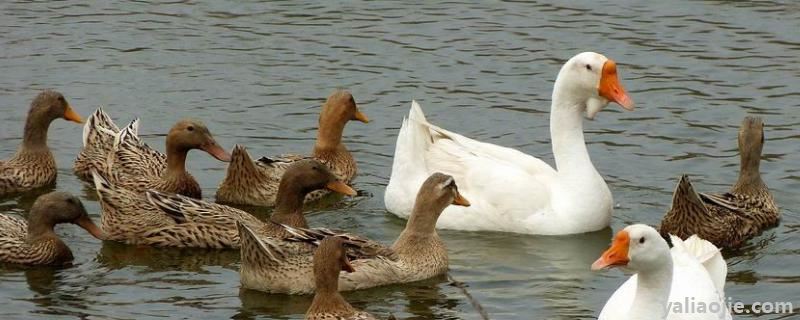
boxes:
[592,230,630,270]
[598,59,634,111]
[354,109,369,123]
[63,104,84,124]
[452,191,470,207]
[325,180,357,196]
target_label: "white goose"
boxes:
[385,52,634,234]
[593,224,731,320]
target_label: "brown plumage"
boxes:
[73,107,121,182]
[216,90,368,206]
[660,116,779,249]
[305,237,377,320]
[97,159,355,248]
[238,172,470,294]
[1,90,83,196]
[0,191,105,265]
[102,118,231,198]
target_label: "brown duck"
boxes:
[73,107,121,182]
[238,172,470,294]
[0,191,105,265]
[305,237,377,320]
[660,116,779,249]
[0,90,83,196]
[92,118,230,199]
[216,90,368,206]
[97,159,355,248]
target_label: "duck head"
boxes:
[591,224,670,272]
[320,90,369,125]
[28,90,83,124]
[406,173,470,232]
[166,119,231,162]
[554,52,634,120]
[28,191,105,240]
[279,159,357,197]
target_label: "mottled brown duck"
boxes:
[238,172,470,294]
[88,118,230,199]
[659,116,779,249]
[0,191,105,265]
[216,90,368,206]
[73,107,122,182]
[96,159,355,248]
[305,237,377,320]
[0,90,83,196]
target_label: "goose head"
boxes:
[554,52,634,119]
[591,224,670,272]
[166,119,231,162]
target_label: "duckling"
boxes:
[216,90,368,206]
[660,116,779,249]
[237,172,470,294]
[1,90,83,196]
[0,191,105,265]
[306,237,377,320]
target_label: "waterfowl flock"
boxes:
[0,51,783,319]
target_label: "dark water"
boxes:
[1,1,799,319]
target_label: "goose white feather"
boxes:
[594,224,731,320]
[385,52,634,234]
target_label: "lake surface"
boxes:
[1,1,799,319]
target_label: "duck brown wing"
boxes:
[0,214,27,239]
[699,192,747,214]
[277,222,398,260]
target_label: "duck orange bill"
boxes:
[598,60,634,111]
[341,257,356,273]
[452,191,471,207]
[75,215,106,240]
[353,110,369,123]
[63,104,84,124]
[202,142,232,162]
[591,230,630,270]
[325,180,357,196]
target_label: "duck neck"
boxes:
[549,91,594,175]
[630,259,673,319]
[270,183,309,228]
[21,112,53,151]
[732,154,766,195]
[26,214,57,242]
[313,119,346,157]
[308,288,354,315]
[393,204,440,252]
[164,142,189,179]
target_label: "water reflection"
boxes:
[96,241,239,272]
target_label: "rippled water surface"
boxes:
[1,1,799,319]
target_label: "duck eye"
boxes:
[585,64,592,71]
[639,237,645,244]
[187,126,194,132]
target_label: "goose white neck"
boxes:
[629,259,673,319]
[549,86,595,175]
